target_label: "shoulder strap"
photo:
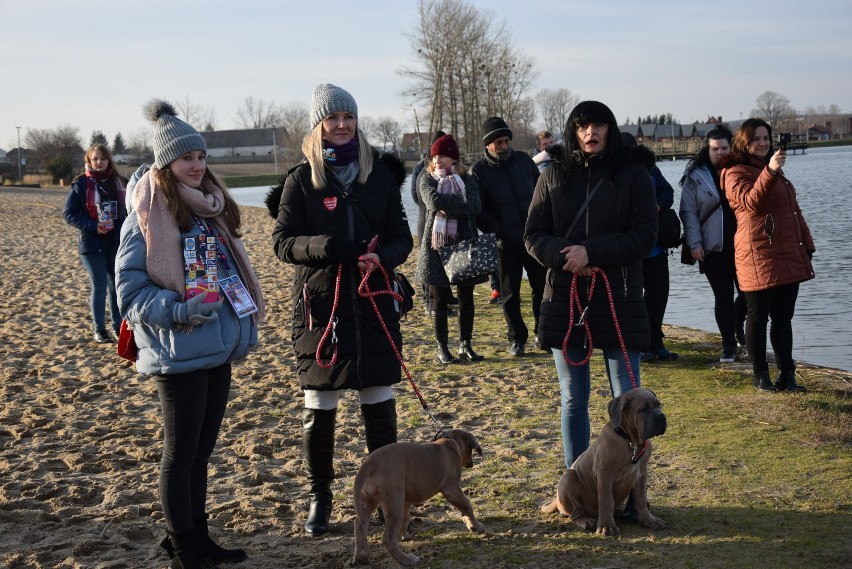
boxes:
[699,202,721,226]
[563,176,605,239]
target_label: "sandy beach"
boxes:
[1,187,849,569]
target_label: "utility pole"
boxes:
[16,126,23,182]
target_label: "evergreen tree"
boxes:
[90,130,109,149]
[112,133,126,154]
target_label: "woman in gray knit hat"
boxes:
[270,83,412,537]
[116,100,266,568]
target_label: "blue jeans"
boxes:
[80,251,120,334]
[551,347,641,469]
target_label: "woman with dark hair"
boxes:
[270,83,413,537]
[720,118,815,392]
[117,100,265,568]
[524,100,657,470]
[680,126,747,363]
[64,144,128,342]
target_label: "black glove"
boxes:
[326,237,363,263]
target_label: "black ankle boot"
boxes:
[775,370,806,392]
[437,342,459,364]
[162,528,214,569]
[753,370,777,392]
[194,514,247,564]
[302,407,336,537]
[458,339,484,361]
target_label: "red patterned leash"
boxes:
[562,270,638,390]
[315,259,447,435]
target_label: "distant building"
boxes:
[400,132,433,156]
[200,126,289,159]
[806,124,832,141]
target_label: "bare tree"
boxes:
[752,91,793,130]
[127,128,153,162]
[25,125,84,172]
[174,96,217,131]
[537,88,579,135]
[235,97,281,129]
[400,0,539,151]
[372,116,402,151]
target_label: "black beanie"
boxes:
[482,117,512,146]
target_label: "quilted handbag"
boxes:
[438,232,498,285]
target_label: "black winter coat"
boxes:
[270,151,413,391]
[524,158,657,350]
[472,150,539,251]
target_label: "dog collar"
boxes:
[614,427,649,464]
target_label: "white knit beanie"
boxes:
[309,83,358,129]
[144,99,207,169]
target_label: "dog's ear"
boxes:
[608,394,624,429]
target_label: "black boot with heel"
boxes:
[434,310,459,364]
[457,308,484,361]
[302,407,336,537]
[753,370,777,392]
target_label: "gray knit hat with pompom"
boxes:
[309,83,358,129]
[144,99,207,169]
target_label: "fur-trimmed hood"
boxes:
[265,151,406,218]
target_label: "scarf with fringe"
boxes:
[132,169,266,322]
[430,165,467,249]
[84,167,126,222]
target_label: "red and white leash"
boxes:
[562,270,638,390]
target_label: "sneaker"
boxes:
[508,341,525,357]
[720,348,737,363]
[655,347,678,361]
[94,330,113,343]
[489,290,502,304]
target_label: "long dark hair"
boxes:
[682,125,734,181]
[558,100,623,177]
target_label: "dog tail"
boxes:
[540,499,559,513]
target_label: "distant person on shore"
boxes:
[680,125,747,363]
[473,116,545,357]
[621,132,679,363]
[720,118,815,392]
[116,100,265,569]
[415,134,486,364]
[270,83,413,537]
[532,130,557,172]
[524,100,657,470]
[63,144,128,343]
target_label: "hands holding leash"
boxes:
[560,244,599,277]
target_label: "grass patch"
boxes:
[222,173,280,188]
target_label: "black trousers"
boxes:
[642,253,670,350]
[497,248,546,343]
[155,363,231,532]
[743,283,800,374]
[701,250,747,350]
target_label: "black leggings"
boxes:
[701,250,746,350]
[743,283,799,374]
[155,363,231,532]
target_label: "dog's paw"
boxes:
[595,522,621,536]
[641,514,669,530]
[350,553,370,567]
[572,516,597,531]
[393,551,421,566]
[467,520,486,533]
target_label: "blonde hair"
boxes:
[425,157,468,176]
[302,122,374,189]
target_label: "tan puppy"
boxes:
[352,429,486,566]
[542,388,668,535]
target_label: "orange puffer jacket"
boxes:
[721,153,815,292]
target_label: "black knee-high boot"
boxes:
[361,399,398,453]
[434,310,458,364]
[302,407,336,537]
[457,308,484,361]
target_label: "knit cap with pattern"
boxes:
[144,100,207,169]
[310,83,358,129]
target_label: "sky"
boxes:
[2,0,851,151]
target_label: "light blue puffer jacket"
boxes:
[116,209,257,375]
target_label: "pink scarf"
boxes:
[430,165,467,249]
[132,169,266,322]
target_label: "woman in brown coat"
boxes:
[720,118,815,392]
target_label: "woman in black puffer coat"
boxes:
[524,100,657,470]
[269,83,412,538]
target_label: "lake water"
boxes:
[231,146,852,372]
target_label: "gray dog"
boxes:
[352,429,486,566]
[541,388,668,535]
